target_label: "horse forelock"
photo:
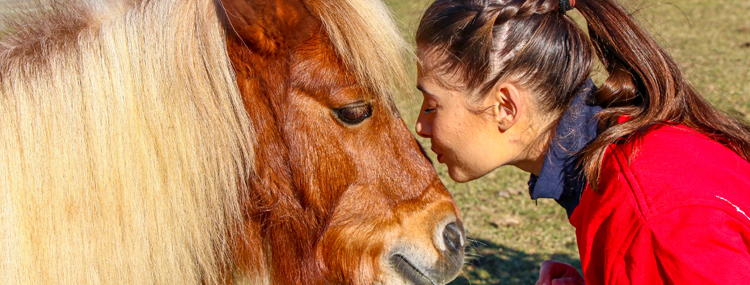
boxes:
[1,0,256,284]
[303,0,411,104]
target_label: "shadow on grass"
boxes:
[449,238,581,285]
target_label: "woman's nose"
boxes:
[415,115,432,138]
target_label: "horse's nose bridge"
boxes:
[396,175,459,228]
[380,133,440,198]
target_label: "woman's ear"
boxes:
[488,82,523,132]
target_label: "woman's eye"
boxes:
[335,104,373,125]
[424,108,435,114]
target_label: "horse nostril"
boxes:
[442,222,464,254]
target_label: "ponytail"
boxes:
[575,0,750,191]
[416,0,750,193]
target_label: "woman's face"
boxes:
[415,62,549,182]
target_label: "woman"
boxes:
[414,0,750,283]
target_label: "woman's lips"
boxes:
[432,147,444,163]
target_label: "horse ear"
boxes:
[219,0,314,54]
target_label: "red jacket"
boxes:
[570,124,750,284]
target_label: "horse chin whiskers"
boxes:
[388,253,439,285]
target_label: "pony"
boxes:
[0,0,465,284]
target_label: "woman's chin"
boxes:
[446,162,499,183]
[447,167,479,183]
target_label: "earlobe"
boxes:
[492,103,515,131]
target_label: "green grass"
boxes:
[385,0,750,284]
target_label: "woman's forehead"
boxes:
[417,65,467,94]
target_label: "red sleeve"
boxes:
[616,206,750,284]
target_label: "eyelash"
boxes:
[335,104,373,125]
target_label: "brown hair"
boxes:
[417,0,750,191]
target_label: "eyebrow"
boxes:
[416,84,435,98]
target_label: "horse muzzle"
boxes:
[388,218,465,285]
[382,175,466,285]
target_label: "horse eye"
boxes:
[335,104,373,125]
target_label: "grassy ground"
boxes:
[385,0,750,284]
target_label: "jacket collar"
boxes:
[528,79,600,218]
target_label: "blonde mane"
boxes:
[0,0,410,283]
[305,0,410,101]
[0,0,254,284]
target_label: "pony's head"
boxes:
[220,0,465,284]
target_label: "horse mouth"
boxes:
[390,254,438,285]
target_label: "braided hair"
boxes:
[417,0,591,116]
[417,0,750,191]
